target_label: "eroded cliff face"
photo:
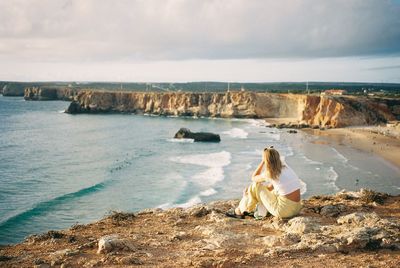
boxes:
[24,87,78,101]
[64,90,399,128]
[302,96,398,127]
[68,91,260,118]
[2,84,25,96]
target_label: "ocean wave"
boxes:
[243,119,266,128]
[170,151,231,168]
[222,128,248,139]
[170,151,231,187]
[299,154,323,165]
[143,113,160,117]
[109,151,153,173]
[326,166,340,191]
[331,148,349,163]
[245,163,252,170]
[266,132,281,141]
[299,179,307,195]
[282,146,294,157]
[176,196,202,208]
[157,202,172,209]
[158,183,214,209]
[158,195,203,209]
[0,181,107,229]
[192,167,225,186]
[166,138,195,143]
[240,147,292,160]
[200,188,217,196]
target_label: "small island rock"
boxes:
[174,128,221,142]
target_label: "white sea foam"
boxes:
[241,147,292,160]
[242,149,263,156]
[192,167,225,186]
[170,151,231,186]
[331,148,349,163]
[299,154,323,165]
[170,151,231,168]
[200,188,217,196]
[157,202,172,209]
[299,179,307,195]
[166,138,195,143]
[267,132,281,141]
[244,119,266,128]
[283,146,294,157]
[245,163,252,170]
[222,128,248,139]
[176,196,202,208]
[143,113,159,117]
[326,166,340,191]
[58,110,65,114]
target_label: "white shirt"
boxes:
[256,165,301,195]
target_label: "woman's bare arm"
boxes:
[251,161,265,182]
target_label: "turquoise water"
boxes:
[0,95,399,244]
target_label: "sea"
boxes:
[0,95,399,244]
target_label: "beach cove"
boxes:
[0,96,399,246]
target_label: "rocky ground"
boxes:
[0,189,399,268]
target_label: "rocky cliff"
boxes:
[24,87,78,101]
[1,190,399,267]
[64,90,400,128]
[1,84,26,96]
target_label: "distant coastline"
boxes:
[1,80,400,97]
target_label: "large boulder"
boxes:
[65,101,83,114]
[97,235,135,254]
[174,128,221,142]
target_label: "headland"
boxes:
[21,87,400,129]
[0,189,399,267]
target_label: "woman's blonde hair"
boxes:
[264,147,283,180]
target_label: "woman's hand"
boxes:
[252,175,266,183]
[251,162,264,182]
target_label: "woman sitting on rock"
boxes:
[227,146,302,219]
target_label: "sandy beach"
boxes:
[302,124,400,168]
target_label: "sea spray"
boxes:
[222,128,249,139]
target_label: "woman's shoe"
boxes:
[225,209,245,219]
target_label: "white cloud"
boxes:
[1,57,399,83]
[0,0,399,81]
[0,0,399,62]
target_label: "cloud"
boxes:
[366,65,400,70]
[2,57,400,83]
[0,0,399,63]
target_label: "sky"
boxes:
[0,0,399,83]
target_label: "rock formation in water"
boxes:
[24,87,78,101]
[62,90,400,128]
[174,128,221,142]
[1,84,26,96]
[1,189,399,267]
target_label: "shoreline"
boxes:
[264,117,400,169]
[301,126,400,169]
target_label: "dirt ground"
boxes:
[1,190,399,268]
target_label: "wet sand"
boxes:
[302,126,400,168]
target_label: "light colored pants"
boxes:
[238,182,302,218]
